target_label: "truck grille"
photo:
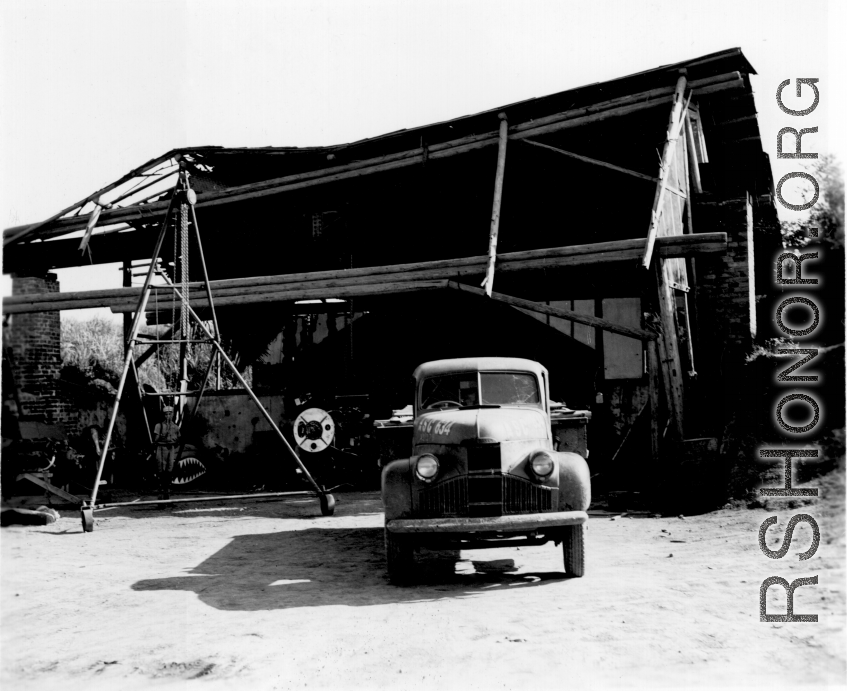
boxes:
[419,475,467,516]
[502,474,554,514]
[418,474,554,517]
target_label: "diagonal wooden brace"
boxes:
[642,74,689,269]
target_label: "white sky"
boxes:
[1,0,843,321]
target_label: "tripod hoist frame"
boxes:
[80,167,335,531]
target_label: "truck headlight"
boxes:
[529,450,555,478]
[415,454,439,481]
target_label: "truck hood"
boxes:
[414,407,549,445]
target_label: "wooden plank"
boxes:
[694,77,744,96]
[642,76,688,268]
[447,281,657,341]
[19,473,83,505]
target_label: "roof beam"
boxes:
[3,233,727,314]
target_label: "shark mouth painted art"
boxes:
[172,455,207,486]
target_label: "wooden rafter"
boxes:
[521,138,658,184]
[3,150,181,246]
[446,281,657,341]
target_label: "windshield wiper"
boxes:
[458,404,501,409]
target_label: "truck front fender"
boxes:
[555,451,591,512]
[381,458,413,521]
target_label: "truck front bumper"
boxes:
[386,510,588,534]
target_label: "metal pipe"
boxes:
[134,339,210,344]
[92,490,314,510]
[143,390,204,397]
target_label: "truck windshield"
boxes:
[420,372,540,409]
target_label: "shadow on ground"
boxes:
[132,527,571,610]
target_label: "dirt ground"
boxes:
[1,474,845,691]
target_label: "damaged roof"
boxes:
[3,47,772,271]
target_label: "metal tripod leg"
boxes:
[81,185,180,532]
[161,276,335,516]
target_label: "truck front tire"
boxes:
[562,524,585,577]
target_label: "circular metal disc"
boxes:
[293,407,335,452]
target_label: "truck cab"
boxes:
[381,357,590,583]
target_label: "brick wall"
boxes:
[4,274,125,438]
[688,192,777,456]
[694,194,757,356]
[4,273,74,423]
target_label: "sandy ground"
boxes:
[1,478,845,691]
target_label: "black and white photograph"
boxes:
[1,1,844,689]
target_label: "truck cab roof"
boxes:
[413,357,548,382]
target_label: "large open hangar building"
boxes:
[3,48,782,497]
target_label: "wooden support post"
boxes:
[646,339,661,463]
[654,260,685,439]
[122,259,132,348]
[482,113,509,296]
[642,74,688,268]
[680,127,701,359]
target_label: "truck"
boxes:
[381,357,591,583]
